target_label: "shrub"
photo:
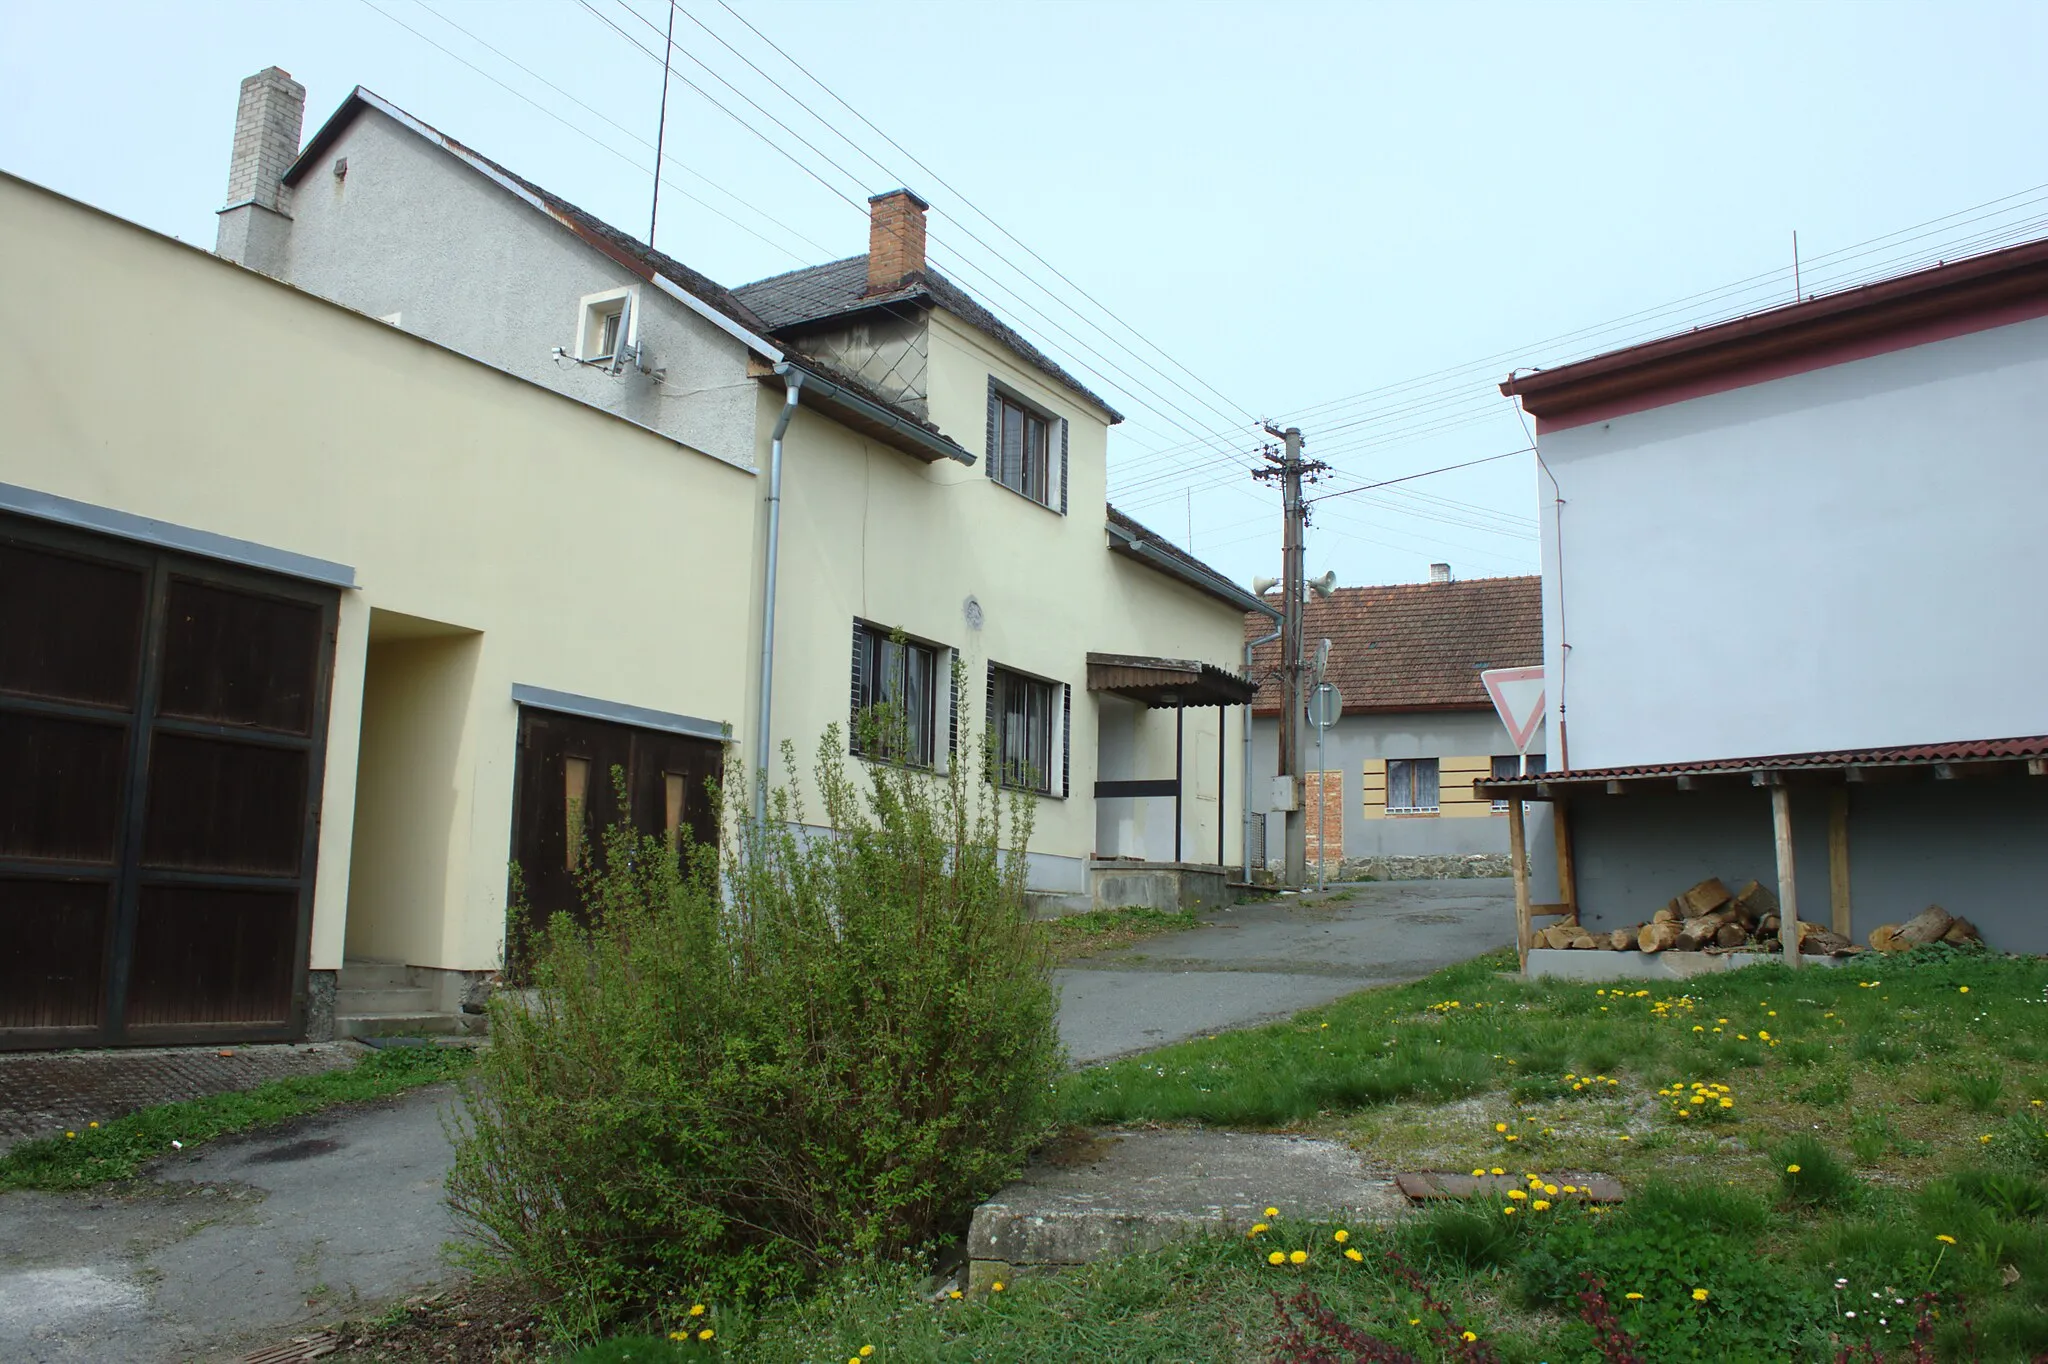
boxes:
[1778,1134,1861,1207]
[447,721,1061,1327]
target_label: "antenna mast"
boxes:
[648,2,676,247]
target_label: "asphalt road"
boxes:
[1057,878,1517,1064]
[0,878,1512,1362]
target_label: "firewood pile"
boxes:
[1532,877,1983,956]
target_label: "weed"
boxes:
[1797,1075,1852,1107]
[1955,1070,2006,1114]
[1779,1134,1861,1207]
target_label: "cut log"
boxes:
[1757,912,1781,939]
[1609,928,1635,952]
[1653,905,1680,926]
[1869,924,1904,953]
[1895,905,1957,947]
[1675,907,1741,951]
[1682,877,1733,916]
[1731,879,1779,922]
[1638,921,1680,953]
[1565,930,1599,949]
[1713,922,1748,949]
[1942,917,1982,946]
[1801,928,1853,956]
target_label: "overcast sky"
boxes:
[5,1,2044,589]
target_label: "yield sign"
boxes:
[1482,666,1545,756]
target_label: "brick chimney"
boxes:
[866,188,929,294]
[216,67,305,277]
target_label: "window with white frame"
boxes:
[1386,758,1440,814]
[985,379,1066,513]
[575,287,637,362]
[850,620,943,767]
[1490,753,1546,811]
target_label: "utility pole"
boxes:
[1255,426,1327,889]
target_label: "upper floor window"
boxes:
[1490,753,1545,810]
[1387,758,1439,814]
[575,287,636,364]
[987,380,1066,512]
[851,620,940,767]
[989,664,1064,795]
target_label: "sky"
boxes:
[5,1,2045,591]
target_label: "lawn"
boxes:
[0,1042,474,1190]
[536,944,2048,1362]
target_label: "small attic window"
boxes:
[575,287,637,362]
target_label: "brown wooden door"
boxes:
[512,708,721,927]
[0,515,336,1049]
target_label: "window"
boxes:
[575,287,636,362]
[986,382,1063,510]
[1490,753,1546,811]
[851,621,938,766]
[1386,758,1439,814]
[990,665,1060,794]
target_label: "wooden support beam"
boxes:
[1507,795,1533,971]
[1605,780,1624,795]
[1772,784,1800,969]
[1676,774,1697,791]
[2030,758,2048,777]
[1828,787,1851,937]
[1934,762,1957,780]
[1753,770,1783,787]
[1553,800,1578,922]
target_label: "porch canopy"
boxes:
[1471,734,2048,974]
[1086,652,1257,709]
[1086,652,1256,866]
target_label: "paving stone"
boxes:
[967,1128,1404,1282]
[0,1044,359,1154]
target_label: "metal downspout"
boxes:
[755,372,803,824]
[1242,623,1281,880]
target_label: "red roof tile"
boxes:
[1246,576,1541,716]
[1478,735,2048,788]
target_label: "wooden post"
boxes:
[1508,795,1533,970]
[1771,784,1800,968]
[1827,788,1851,937]
[1552,800,1578,923]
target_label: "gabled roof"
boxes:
[1502,234,2048,431]
[1107,505,1275,618]
[283,88,782,358]
[735,256,1124,423]
[1246,575,1541,717]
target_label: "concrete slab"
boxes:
[967,1128,1403,1289]
[1524,947,1854,982]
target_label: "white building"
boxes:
[1487,236,2048,953]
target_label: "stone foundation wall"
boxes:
[1253,853,1511,884]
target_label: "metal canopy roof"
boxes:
[1086,653,1257,709]
[1477,735,2048,801]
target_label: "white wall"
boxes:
[1539,315,2048,771]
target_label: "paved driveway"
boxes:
[1057,878,1516,1064]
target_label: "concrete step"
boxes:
[338,958,410,990]
[336,1010,481,1040]
[1024,891,1095,919]
[334,985,435,1015]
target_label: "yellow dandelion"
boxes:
[991,1281,1005,1292]
[1626,1292,1644,1300]
[88,1122,98,1129]
[1265,1206,1279,1217]
[1506,1134,1520,1142]
[1936,1234,1956,1245]
[1491,1167,1506,1175]
[1462,1331,1478,1342]
[1508,1189,1528,1201]
[1532,1199,1552,1211]
[1502,1205,1517,1216]
[1333,1229,1350,1243]
[1543,1184,1559,1196]
[860,1348,875,1359]
[670,1333,688,1342]
[1982,1134,1995,1144]
[1692,1288,1709,1302]
[948,1290,962,1299]
[1471,1168,1486,1177]
[1495,1122,1508,1133]
[1345,1247,1363,1262]
[1787,1164,1802,1173]
[689,1304,706,1317]
[65,1132,75,1139]
[1289,1250,1308,1265]
[698,1328,714,1342]
[1959,986,1969,994]
[1268,1251,1285,1265]
[1248,1223,1268,1237]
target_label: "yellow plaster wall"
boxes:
[0,175,756,972]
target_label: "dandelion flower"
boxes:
[1462,1331,1478,1342]
[1959,986,1969,994]
[1532,1199,1552,1211]
[1981,1134,1994,1144]
[949,1290,962,1300]
[1625,1292,1644,1301]
[1345,1248,1363,1262]
[690,1304,706,1317]
[697,1329,714,1341]
[1692,1288,1710,1302]
[1471,1169,1485,1177]
[1508,1189,1528,1201]
[1787,1164,1802,1173]
[670,1333,688,1341]
[1289,1250,1308,1265]
[1248,1224,1268,1237]
[1265,1207,1279,1217]
[1333,1229,1350,1243]
[1409,1317,1422,1326]
[991,1281,1005,1292]
[1502,1206,1517,1216]
[88,1122,98,1129]
[1268,1251,1285,1265]
[1495,1122,1508,1133]
[1543,1184,1559,1196]
[65,1132,75,1139]
[1506,1134,1520,1142]
[860,1348,875,1359]
[1936,1234,1956,1245]
[1490,1167,1506,1175]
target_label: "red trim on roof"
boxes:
[1476,735,2048,789]
[1501,236,2048,429]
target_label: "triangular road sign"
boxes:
[1481,666,1545,756]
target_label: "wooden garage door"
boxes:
[512,707,721,928]
[0,514,336,1049]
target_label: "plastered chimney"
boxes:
[866,188,929,294]
[1429,563,1453,584]
[216,67,305,276]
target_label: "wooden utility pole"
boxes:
[1255,426,1325,888]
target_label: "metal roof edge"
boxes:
[1107,520,1276,617]
[774,361,975,466]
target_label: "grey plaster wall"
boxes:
[274,109,759,469]
[1246,709,1558,888]
[1568,779,2048,954]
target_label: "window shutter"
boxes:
[1058,419,1069,516]
[1060,683,1071,799]
[985,663,997,779]
[849,619,866,755]
[985,376,999,479]
[948,650,959,763]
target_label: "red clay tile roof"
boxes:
[1246,575,1540,716]
[1478,734,2048,789]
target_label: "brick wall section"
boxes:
[224,67,306,212]
[866,188,929,294]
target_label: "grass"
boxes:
[0,1042,474,1190]
[1036,905,1202,961]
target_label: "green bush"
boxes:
[446,721,1061,1328]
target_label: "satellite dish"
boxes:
[1308,570,1338,598]
[1252,576,1280,596]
